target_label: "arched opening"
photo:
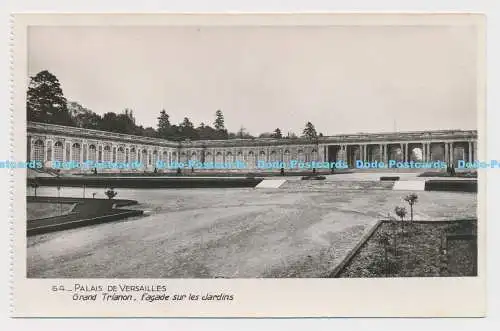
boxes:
[129,147,136,162]
[215,151,223,164]
[283,150,291,165]
[54,141,64,161]
[71,143,81,162]
[117,147,125,163]
[103,145,112,162]
[32,139,45,162]
[310,148,318,162]
[247,151,256,168]
[226,151,233,163]
[297,149,305,162]
[88,144,97,162]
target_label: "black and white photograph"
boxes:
[24,17,481,280]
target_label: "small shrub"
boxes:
[105,188,118,199]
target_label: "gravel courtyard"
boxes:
[27,175,477,278]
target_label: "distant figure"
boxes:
[312,168,317,174]
[92,192,96,199]
[191,167,195,173]
[331,164,335,174]
[154,167,158,174]
[280,167,285,176]
[176,167,182,175]
[93,168,98,175]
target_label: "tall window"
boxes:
[130,148,136,162]
[32,139,45,163]
[71,143,81,162]
[117,147,125,163]
[54,141,64,162]
[103,146,112,162]
[88,145,97,162]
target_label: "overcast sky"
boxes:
[28,25,478,136]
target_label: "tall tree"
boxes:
[271,128,282,139]
[27,70,73,125]
[214,110,225,130]
[302,122,318,139]
[213,110,228,139]
[157,110,172,138]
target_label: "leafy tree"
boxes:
[178,117,198,140]
[142,127,158,138]
[302,122,318,139]
[258,132,273,138]
[68,102,102,129]
[271,128,283,139]
[286,131,298,139]
[27,70,73,125]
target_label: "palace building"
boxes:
[27,121,478,172]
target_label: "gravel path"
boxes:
[27,181,477,278]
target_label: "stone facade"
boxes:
[27,121,478,172]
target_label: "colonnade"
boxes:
[27,122,478,172]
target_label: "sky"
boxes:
[28,25,479,136]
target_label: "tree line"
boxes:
[27,70,322,141]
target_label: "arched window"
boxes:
[215,151,223,163]
[311,148,319,162]
[283,150,291,165]
[71,143,81,162]
[88,144,97,162]
[269,150,278,162]
[129,147,136,162]
[247,151,256,168]
[117,147,125,163]
[32,139,45,162]
[103,145,112,162]
[54,141,64,162]
[152,150,158,165]
[297,149,306,162]
[258,150,266,162]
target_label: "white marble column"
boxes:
[468,141,472,163]
[444,143,449,163]
[449,142,454,165]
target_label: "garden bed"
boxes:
[335,219,477,278]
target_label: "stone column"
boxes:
[473,141,478,161]
[449,142,454,165]
[444,143,449,163]
[468,141,473,163]
[81,144,85,164]
[68,142,73,162]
